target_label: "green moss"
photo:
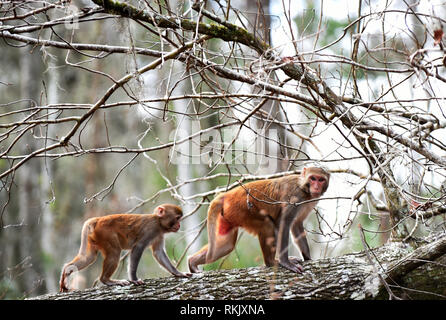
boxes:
[92,0,269,54]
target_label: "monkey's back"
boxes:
[87,214,154,250]
[216,175,302,235]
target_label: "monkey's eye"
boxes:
[318,178,325,182]
[310,176,317,181]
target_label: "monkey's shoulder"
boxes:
[92,213,147,227]
[241,174,300,188]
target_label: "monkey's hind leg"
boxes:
[188,196,222,273]
[258,231,277,267]
[59,242,98,292]
[206,227,238,262]
[59,219,99,292]
[99,249,129,287]
[188,195,239,272]
[188,244,208,273]
[188,226,239,273]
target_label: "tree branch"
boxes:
[28,233,446,300]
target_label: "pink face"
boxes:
[157,205,183,233]
[169,220,181,233]
[308,174,327,197]
[164,213,182,233]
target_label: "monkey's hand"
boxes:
[128,279,145,285]
[279,259,304,273]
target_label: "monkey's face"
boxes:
[168,219,181,233]
[301,167,330,198]
[307,174,329,198]
[157,204,183,233]
[160,211,183,233]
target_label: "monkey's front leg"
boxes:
[127,243,147,285]
[276,210,304,273]
[152,238,192,278]
[100,253,135,287]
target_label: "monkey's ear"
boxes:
[302,167,307,175]
[156,206,165,217]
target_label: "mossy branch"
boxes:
[91,0,269,54]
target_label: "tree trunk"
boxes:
[29,233,446,300]
[16,39,46,296]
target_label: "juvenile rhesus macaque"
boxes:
[60,204,190,292]
[188,167,330,273]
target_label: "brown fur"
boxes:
[59,204,189,292]
[188,167,330,273]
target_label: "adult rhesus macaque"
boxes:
[60,204,190,292]
[188,167,330,273]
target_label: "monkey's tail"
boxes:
[77,218,97,256]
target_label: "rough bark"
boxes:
[29,233,446,300]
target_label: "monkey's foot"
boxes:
[279,259,304,273]
[176,272,193,278]
[59,286,69,293]
[101,279,131,287]
[187,259,201,273]
[128,279,145,285]
[289,256,304,263]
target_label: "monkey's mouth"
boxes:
[170,223,180,232]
